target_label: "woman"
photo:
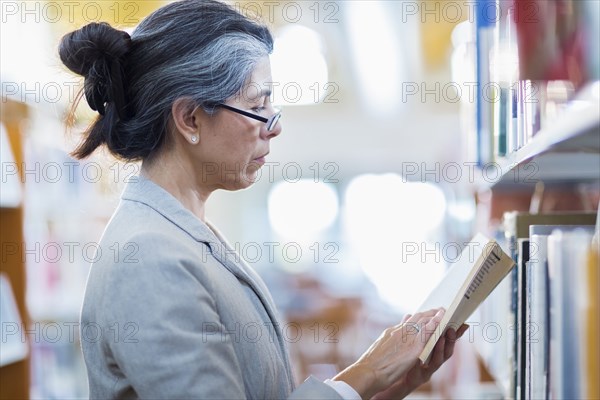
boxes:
[59,1,467,398]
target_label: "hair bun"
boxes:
[59,22,131,116]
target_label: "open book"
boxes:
[416,233,516,364]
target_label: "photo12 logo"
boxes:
[1,321,139,344]
[1,1,144,24]
[230,1,340,24]
[201,241,340,265]
[2,81,80,105]
[1,241,140,265]
[400,161,539,185]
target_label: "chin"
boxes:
[224,181,255,192]
[223,171,259,191]
[241,163,262,184]
[240,173,260,189]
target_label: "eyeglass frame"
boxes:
[215,103,282,131]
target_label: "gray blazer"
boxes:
[80,175,343,399]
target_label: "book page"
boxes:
[416,233,490,312]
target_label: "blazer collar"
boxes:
[120,174,219,245]
[120,175,293,373]
[119,175,272,315]
[120,176,264,291]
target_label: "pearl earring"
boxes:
[191,135,198,143]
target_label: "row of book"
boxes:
[473,0,598,165]
[474,210,599,400]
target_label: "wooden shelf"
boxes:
[477,82,600,190]
[0,99,29,400]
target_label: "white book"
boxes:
[416,233,516,363]
[528,225,594,400]
[547,228,594,400]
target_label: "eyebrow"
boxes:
[247,89,272,104]
[259,89,272,98]
[243,85,272,102]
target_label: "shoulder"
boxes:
[82,200,219,323]
[99,198,200,256]
[88,198,214,290]
[105,197,186,238]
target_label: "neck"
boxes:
[140,152,211,222]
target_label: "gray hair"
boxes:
[59,0,274,160]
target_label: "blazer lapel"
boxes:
[206,223,294,380]
[121,176,261,288]
[121,176,293,378]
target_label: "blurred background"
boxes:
[1,0,598,399]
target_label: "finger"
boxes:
[401,309,445,340]
[445,327,457,342]
[416,308,445,328]
[457,324,469,338]
[420,309,445,342]
[402,321,422,336]
[444,325,468,360]
[443,334,456,360]
[406,312,438,336]
[429,335,446,368]
[405,308,443,324]
[427,309,444,325]
[415,315,434,335]
[400,311,436,335]
[401,313,412,324]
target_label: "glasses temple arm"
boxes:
[216,104,269,123]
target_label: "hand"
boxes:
[333,308,445,400]
[372,320,469,400]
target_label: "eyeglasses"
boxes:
[216,104,282,131]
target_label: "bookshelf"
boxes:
[462,1,600,399]
[475,112,600,394]
[472,103,599,399]
[476,82,600,190]
[0,99,29,400]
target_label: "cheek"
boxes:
[230,131,261,158]
[220,138,252,162]
[208,119,261,161]
[211,138,258,179]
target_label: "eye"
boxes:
[251,95,270,113]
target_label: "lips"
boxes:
[253,152,269,162]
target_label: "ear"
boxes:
[171,98,202,144]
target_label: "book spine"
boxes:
[516,238,529,400]
[524,259,532,400]
[517,81,525,150]
[509,252,518,399]
[528,234,550,400]
[505,5,519,155]
[496,87,508,157]
[492,3,509,160]
[586,245,599,399]
[475,0,496,167]
[548,229,594,400]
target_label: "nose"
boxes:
[263,105,282,139]
[265,116,282,139]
